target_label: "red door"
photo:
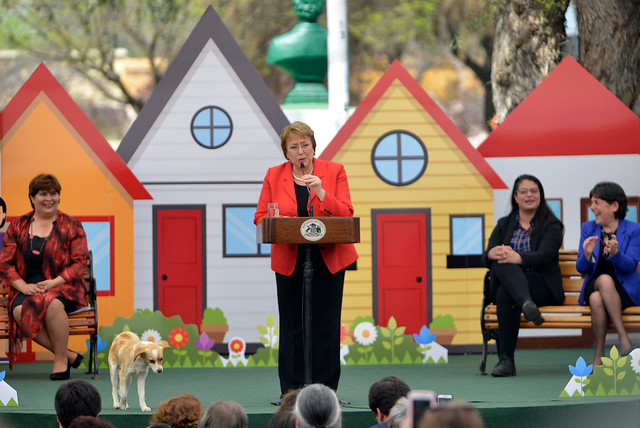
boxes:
[373,210,431,334]
[155,207,205,326]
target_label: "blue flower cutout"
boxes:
[87,335,109,353]
[569,356,592,377]
[0,371,5,383]
[413,326,437,345]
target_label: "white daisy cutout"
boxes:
[630,348,640,375]
[141,329,162,343]
[354,321,377,346]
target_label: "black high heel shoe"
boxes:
[70,352,84,369]
[50,362,70,381]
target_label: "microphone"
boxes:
[301,162,313,217]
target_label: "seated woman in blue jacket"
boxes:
[577,182,640,366]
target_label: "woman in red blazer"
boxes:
[254,121,357,396]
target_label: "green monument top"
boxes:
[267,0,328,104]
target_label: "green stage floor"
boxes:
[1,348,639,427]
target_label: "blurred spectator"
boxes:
[55,380,101,428]
[387,397,408,428]
[419,403,484,428]
[295,384,341,428]
[148,393,203,428]
[198,400,248,428]
[368,376,410,427]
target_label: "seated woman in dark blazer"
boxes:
[577,182,640,366]
[481,174,564,377]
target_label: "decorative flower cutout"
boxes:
[168,327,189,349]
[141,329,162,343]
[194,332,215,350]
[569,356,592,377]
[413,326,437,345]
[87,335,109,353]
[630,348,640,375]
[354,321,377,346]
[0,371,5,383]
[229,337,245,354]
[340,323,348,344]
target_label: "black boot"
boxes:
[522,301,545,326]
[491,356,516,377]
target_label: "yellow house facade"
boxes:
[320,60,507,345]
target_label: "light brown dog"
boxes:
[109,331,171,411]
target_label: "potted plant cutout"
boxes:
[200,307,229,343]
[428,314,457,345]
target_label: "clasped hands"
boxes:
[489,244,522,264]
[17,278,59,295]
[583,234,618,259]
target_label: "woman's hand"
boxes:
[302,174,326,201]
[17,282,45,295]
[583,236,598,260]
[36,277,62,292]
[488,245,522,264]
[604,234,619,257]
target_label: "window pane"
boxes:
[375,135,398,156]
[401,159,424,182]
[83,221,111,292]
[451,217,483,255]
[547,200,562,221]
[400,134,424,156]
[374,159,399,183]
[225,207,258,255]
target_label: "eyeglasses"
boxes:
[287,142,312,152]
[516,188,539,195]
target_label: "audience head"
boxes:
[387,397,408,428]
[149,393,203,428]
[368,376,411,422]
[277,388,301,412]
[55,380,101,428]
[68,416,115,428]
[295,384,341,428]
[268,408,297,428]
[197,400,248,428]
[418,403,484,428]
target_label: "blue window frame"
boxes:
[78,217,114,295]
[223,205,270,257]
[371,130,428,186]
[191,106,233,149]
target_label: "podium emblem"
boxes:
[300,219,326,241]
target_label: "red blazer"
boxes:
[254,158,358,276]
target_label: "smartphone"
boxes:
[408,390,437,428]
[437,394,453,403]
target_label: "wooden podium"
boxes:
[258,217,360,385]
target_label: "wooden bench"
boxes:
[479,250,640,374]
[0,252,99,377]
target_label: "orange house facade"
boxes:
[0,64,151,358]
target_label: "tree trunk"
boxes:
[491,0,568,121]
[574,0,640,113]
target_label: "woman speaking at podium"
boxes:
[254,121,358,397]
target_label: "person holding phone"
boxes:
[577,182,640,366]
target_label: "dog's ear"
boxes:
[158,340,171,350]
[133,345,147,361]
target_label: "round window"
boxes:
[191,106,233,149]
[371,130,428,186]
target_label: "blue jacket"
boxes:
[577,219,640,305]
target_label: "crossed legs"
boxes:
[13,299,77,373]
[589,274,632,366]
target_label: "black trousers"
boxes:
[275,245,345,395]
[492,263,560,359]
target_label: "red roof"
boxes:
[479,56,640,157]
[321,59,507,189]
[1,63,151,199]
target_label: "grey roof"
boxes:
[117,5,289,162]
